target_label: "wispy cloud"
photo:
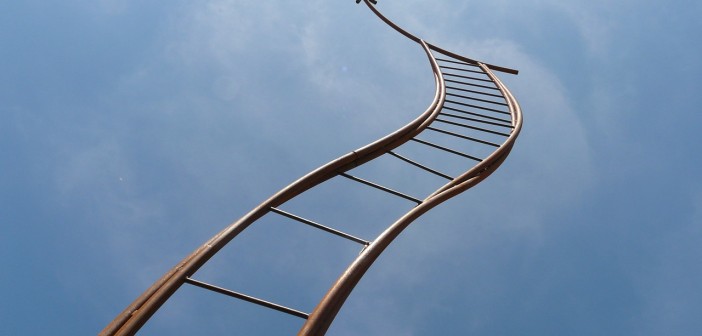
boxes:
[7,0,698,335]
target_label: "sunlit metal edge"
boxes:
[100,41,446,336]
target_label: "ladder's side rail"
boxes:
[363,0,518,75]
[297,57,523,336]
[298,5,524,334]
[101,40,446,336]
[429,63,523,198]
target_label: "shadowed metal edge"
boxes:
[297,2,522,334]
[100,1,521,334]
[101,36,445,336]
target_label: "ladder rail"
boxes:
[101,1,522,335]
[298,2,523,334]
[364,0,519,75]
[101,39,447,336]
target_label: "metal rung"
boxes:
[435,118,512,137]
[411,138,482,162]
[445,99,510,115]
[446,92,508,106]
[445,78,500,91]
[442,106,512,124]
[339,172,423,204]
[440,112,514,129]
[435,57,480,68]
[447,85,505,99]
[269,207,370,245]
[438,65,484,75]
[184,277,309,319]
[443,72,494,83]
[426,126,501,147]
[387,151,454,180]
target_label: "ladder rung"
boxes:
[426,126,500,147]
[435,118,512,137]
[442,106,511,124]
[269,207,370,245]
[440,112,514,129]
[184,277,309,319]
[444,99,510,115]
[446,85,505,99]
[387,151,453,180]
[443,72,494,83]
[435,57,481,68]
[339,173,423,204]
[445,78,501,91]
[446,92,508,107]
[439,65,484,75]
[411,138,482,162]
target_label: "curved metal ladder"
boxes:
[102,1,523,335]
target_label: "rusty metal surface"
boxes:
[101,1,522,335]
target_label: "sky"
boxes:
[1,0,701,335]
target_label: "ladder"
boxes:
[102,1,523,334]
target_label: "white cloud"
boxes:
[320,36,595,333]
[88,1,594,333]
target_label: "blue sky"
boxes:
[2,0,701,335]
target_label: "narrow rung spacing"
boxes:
[426,126,500,147]
[446,92,508,106]
[447,85,505,99]
[443,72,494,83]
[387,151,453,180]
[435,118,512,137]
[435,57,481,68]
[269,207,370,245]
[339,172,423,204]
[444,99,510,115]
[411,138,482,162]
[438,65,484,75]
[184,277,309,319]
[440,112,514,129]
[445,78,501,91]
[443,106,512,124]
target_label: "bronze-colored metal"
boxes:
[183,278,309,319]
[298,4,522,333]
[363,1,519,75]
[101,1,522,335]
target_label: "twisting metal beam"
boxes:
[101,1,521,335]
[101,37,446,336]
[298,4,522,334]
